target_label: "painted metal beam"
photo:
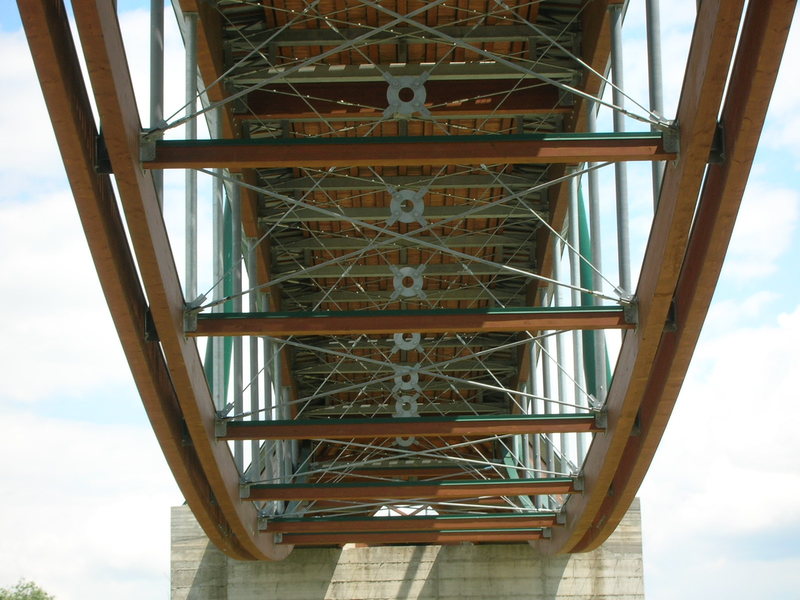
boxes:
[281,288,523,306]
[264,172,547,192]
[274,233,533,252]
[266,512,558,534]
[144,132,674,170]
[227,61,577,85]
[279,529,546,545]
[245,477,576,501]
[190,306,634,337]
[220,414,600,440]
[271,262,528,279]
[236,80,568,121]
[293,359,514,376]
[261,203,545,223]
[232,25,575,48]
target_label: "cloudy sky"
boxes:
[1,2,798,599]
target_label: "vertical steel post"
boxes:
[272,339,285,513]
[149,0,163,206]
[248,240,261,480]
[231,181,243,472]
[646,0,666,205]
[552,236,571,469]
[587,108,608,404]
[184,12,198,302]
[212,113,225,411]
[569,172,587,462]
[609,4,632,293]
[528,345,542,508]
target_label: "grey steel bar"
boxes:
[248,240,261,480]
[529,345,543,508]
[552,237,571,469]
[610,4,632,294]
[646,0,666,205]
[184,12,198,302]
[149,0,163,206]
[212,112,225,411]
[587,108,608,404]
[568,172,587,462]
[231,180,243,472]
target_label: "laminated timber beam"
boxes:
[568,0,798,553]
[236,80,569,121]
[227,61,575,85]
[547,0,748,554]
[279,529,547,546]
[274,234,532,252]
[261,204,545,223]
[233,24,571,48]
[218,414,600,441]
[265,512,559,534]
[144,132,675,170]
[17,0,256,561]
[244,477,576,501]
[71,0,289,561]
[264,172,547,192]
[190,306,634,337]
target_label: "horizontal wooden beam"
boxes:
[233,24,573,48]
[274,233,532,252]
[228,61,576,85]
[220,414,600,440]
[266,512,558,534]
[246,477,576,501]
[191,307,634,337]
[237,80,568,121]
[264,172,546,192]
[144,132,674,169]
[261,203,545,223]
[279,529,546,545]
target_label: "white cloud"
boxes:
[0,191,133,403]
[0,407,180,600]
[641,301,800,599]
[723,182,799,281]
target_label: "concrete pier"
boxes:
[171,500,644,599]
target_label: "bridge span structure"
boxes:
[18,0,795,560]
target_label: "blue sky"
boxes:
[1,3,799,599]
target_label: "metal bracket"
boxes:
[542,527,552,539]
[214,419,227,438]
[708,121,725,164]
[139,132,157,162]
[664,299,678,333]
[622,299,639,326]
[184,295,206,334]
[392,364,422,394]
[387,187,428,226]
[383,71,431,120]
[273,532,284,544]
[556,511,567,526]
[239,484,251,500]
[594,409,608,431]
[573,475,585,492]
[95,132,112,174]
[390,265,426,300]
[661,122,680,154]
[391,332,423,354]
[144,308,159,342]
[393,394,419,418]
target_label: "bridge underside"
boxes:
[19,0,794,559]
